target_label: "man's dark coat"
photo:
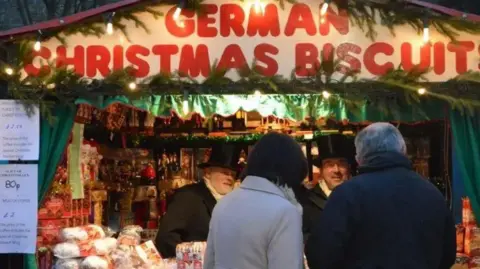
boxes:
[300,184,328,243]
[305,151,456,269]
[155,182,216,258]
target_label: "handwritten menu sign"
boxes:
[0,164,38,254]
[0,100,39,161]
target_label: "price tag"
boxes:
[0,100,39,161]
[0,164,38,254]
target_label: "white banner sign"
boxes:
[25,0,480,82]
[0,164,38,254]
[0,100,40,161]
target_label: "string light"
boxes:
[253,0,266,14]
[4,67,13,75]
[34,30,42,52]
[322,90,330,99]
[183,90,189,114]
[422,17,430,44]
[173,0,185,21]
[128,82,137,90]
[106,12,115,35]
[417,88,426,95]
[173,7,182,20]
[320,0,330,16]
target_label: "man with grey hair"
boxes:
[305,122,456,269]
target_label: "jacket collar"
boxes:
[240,176,286,199]
[196,181,217,215]
[358,151,412,174]
[309,184,328,210]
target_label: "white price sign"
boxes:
[0,100,40,161]
[0,164,38,254]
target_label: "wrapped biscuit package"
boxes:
[54,238,117,258]
[80,256,113,269]
[176,242,206,269]
[60,225,106,242]
[463,198,476,227]
[118,231,141,247]
[55,258,83,269]
[163,259,177,269]
[135,240,164,266]
[470,227,480,257]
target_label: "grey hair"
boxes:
[354,122,406,163]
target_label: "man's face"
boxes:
[206,167,235,195]
[320,158,350,190]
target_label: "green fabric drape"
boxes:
[24,104,77,269]
[76,94,444,122]
[450,109,480,222]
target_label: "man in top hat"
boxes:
[155,144,244,258]
[300,134,354,242]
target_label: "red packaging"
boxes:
[458,225,466,253]
[464,225,480,256]
[135,240,163,265]
[463,198,476,226]
[465,225,472,256]
[177,261,186,269]
[194,260,203,269]
[37,219,71,247]
[38,193,73,219]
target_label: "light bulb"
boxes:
[322,90,330,99]
[173,7,182,21]
[128,82,137,90]
[183,100,189,113]
[34,41,41,52]
[417,88,426,95]
[254,90,262,96]
[320,2,329,16]
[253,0,265,14]
[106,22,113,35]
[4,67,13,75]
[422,27,429,44]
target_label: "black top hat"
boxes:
[198,144,245,171]
[312,134,355,168]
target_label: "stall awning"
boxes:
[75,94,445,123]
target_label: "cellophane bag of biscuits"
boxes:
[60,225,106,242]
[176,242,206,269]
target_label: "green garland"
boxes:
[129,130,355,146]
[1,42,480,121]
[0,0,478,122]
[2,0,479,44]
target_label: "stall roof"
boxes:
[0,0,478,40]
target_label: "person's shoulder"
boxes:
[173,183,207,200]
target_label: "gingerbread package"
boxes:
[176,242,206,269]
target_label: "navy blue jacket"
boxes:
[305,151,456,269]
